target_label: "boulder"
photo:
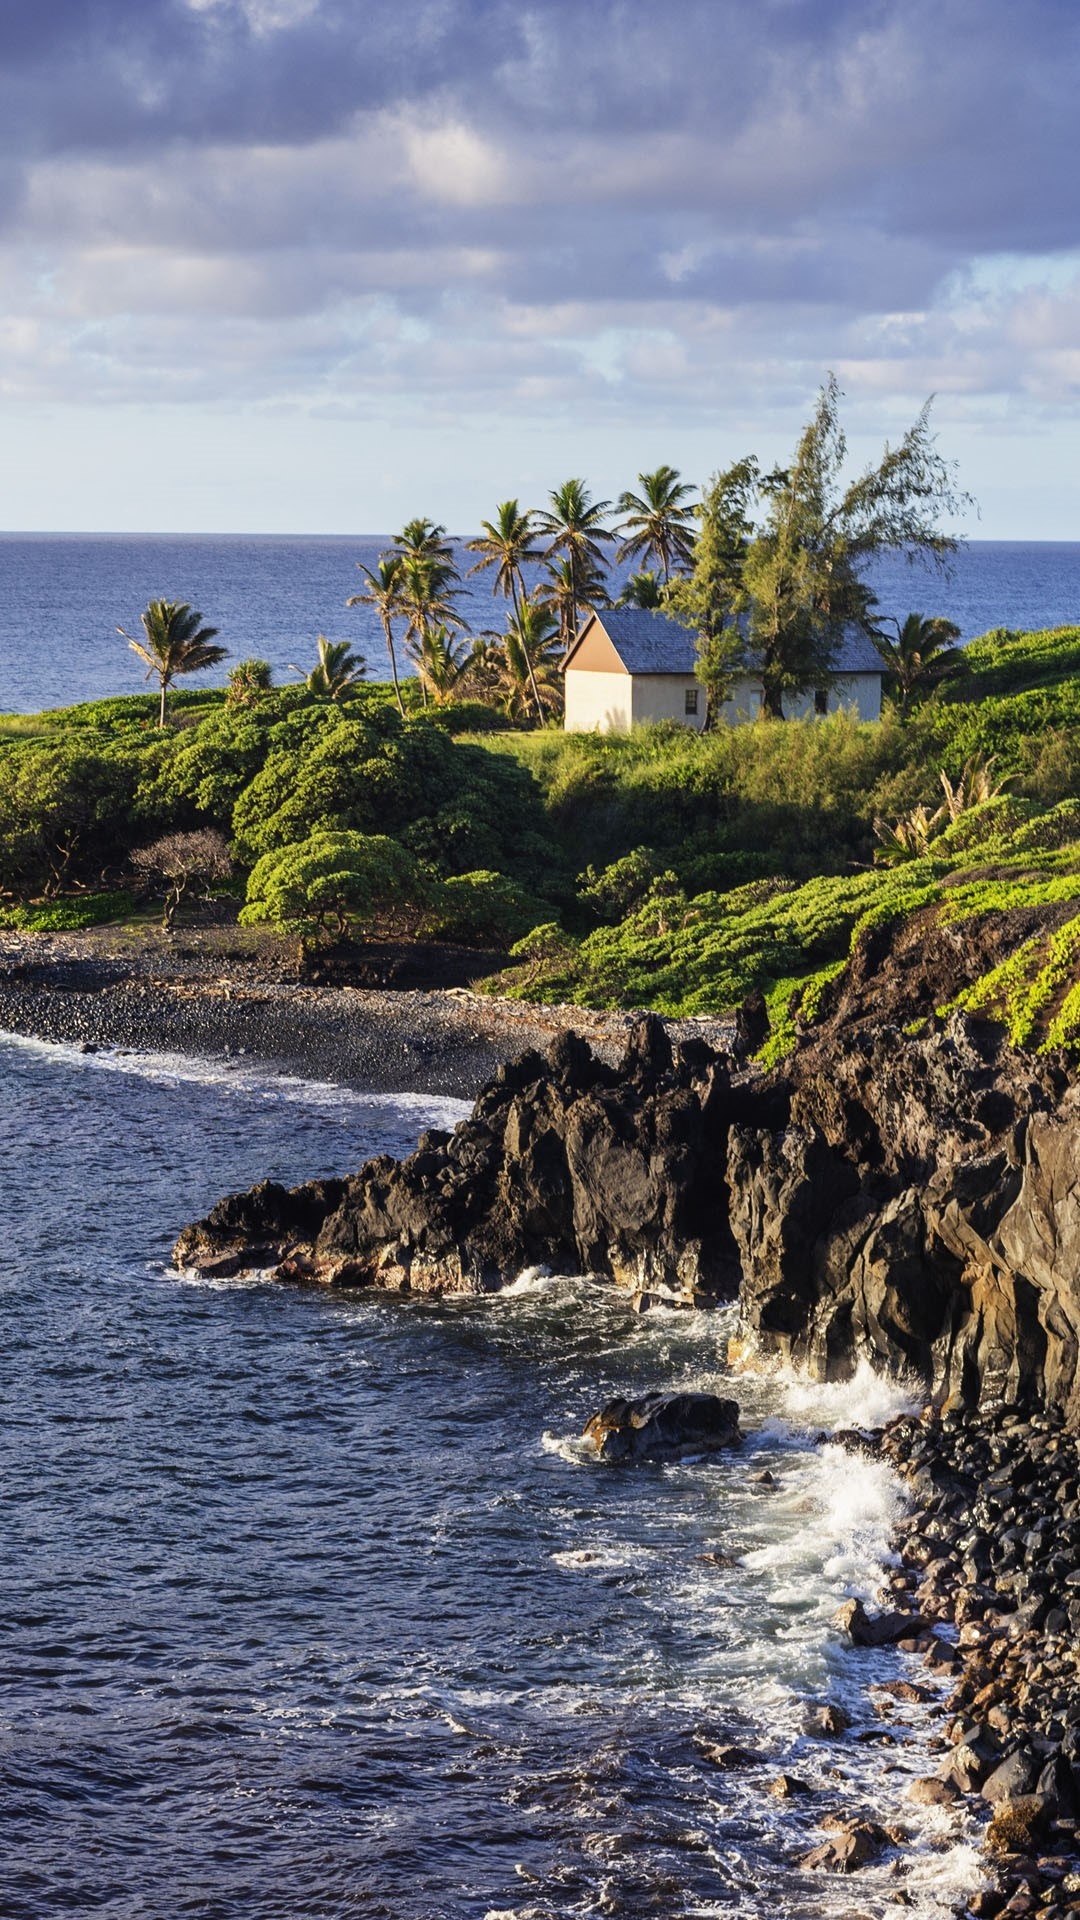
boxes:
[833,1597,930,1646]
[582,1391,741,1464]
[693,1738,763,1769]
[803,1701,852,1738]
[799,1818,889,1873]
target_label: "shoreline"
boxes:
[0,930,734,1098]
[850,1406,1080,1918]
[12,930,1079,1911]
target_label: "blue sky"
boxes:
[2,0,1078,535]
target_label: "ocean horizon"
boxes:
[1,532,1078,715]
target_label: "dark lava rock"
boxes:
[769,1773,812,1798]
[175,925,1080,1424]
[803,1702,853,1738]
[582,1391,741,1464]
[174,1015,751,1304]
[730,1012,1080,1421]
[693,1738,764,1769]
[799,1817,891,1873]
[833,1597,930,1647]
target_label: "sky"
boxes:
[1,0,1078,536]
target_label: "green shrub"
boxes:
[0,889,136,932]
[240,830,430,948]
[428,870,545,947]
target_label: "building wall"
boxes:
[715,673,883,725]
[630,674,707,730]
[563,619,628,674]
[565,669,882,732]
[564,669,634,733]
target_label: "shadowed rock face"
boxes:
[730,1016,1080,1422]
[174,1002,1080,1423]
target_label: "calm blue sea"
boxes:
[0,533,1077,714]
[0,1037,981,1918]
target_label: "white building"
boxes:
[562,608,886,733]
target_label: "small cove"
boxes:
[0,1034,981,1917]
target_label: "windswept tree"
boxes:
[131,829,233,929]
[466,500,539,612]
[668,378,971,720]
[872,612,968,714]
[537,479,613,641]
[292,636,368,701]
[742,377,970,717]
[348,556,407,715]
[615,465,697,581]
[117,600,227,727]
[666,458,759,721]
[241,829,427,952]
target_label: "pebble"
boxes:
[843,1405,1080,1915]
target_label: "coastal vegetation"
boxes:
[4,623,1080,1049]
[3,383,1079,1054]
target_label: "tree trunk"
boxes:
[384,620,405,717]
[761,681,786,720]
[159,677,168,727]
[524,647,545,727]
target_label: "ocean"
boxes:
[0,533,1078,715]
[0,1035,983,1918]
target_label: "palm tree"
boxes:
[466,500,539,612]
[617,569,665,609]
[536,479,613,640]
[347,556,407,715]
[398,555,468,703]
[225,658,274,708]
[503,597,563,725]
[412,625,469,706]
[292,636,368,700]
[460,633,505,707]
[117,600,227,727]
[615,465,697,581]
[389,517,457,568]
[871,613,968,715]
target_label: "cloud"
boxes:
[0,0,1078,487]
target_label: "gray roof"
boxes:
[573,607,885,678]
[584,607,699,674]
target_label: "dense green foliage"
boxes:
[241,831,428,946]
[7,623,1080,1054]
[0,684,562,937]
[493,796,1080,1049]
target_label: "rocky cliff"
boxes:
[175,1019,777,1303]
[175,993,1080,1421]
[731,1014,1079,1420]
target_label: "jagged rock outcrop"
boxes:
[174,1017,758,1303]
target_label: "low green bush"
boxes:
[0,890,136,931]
